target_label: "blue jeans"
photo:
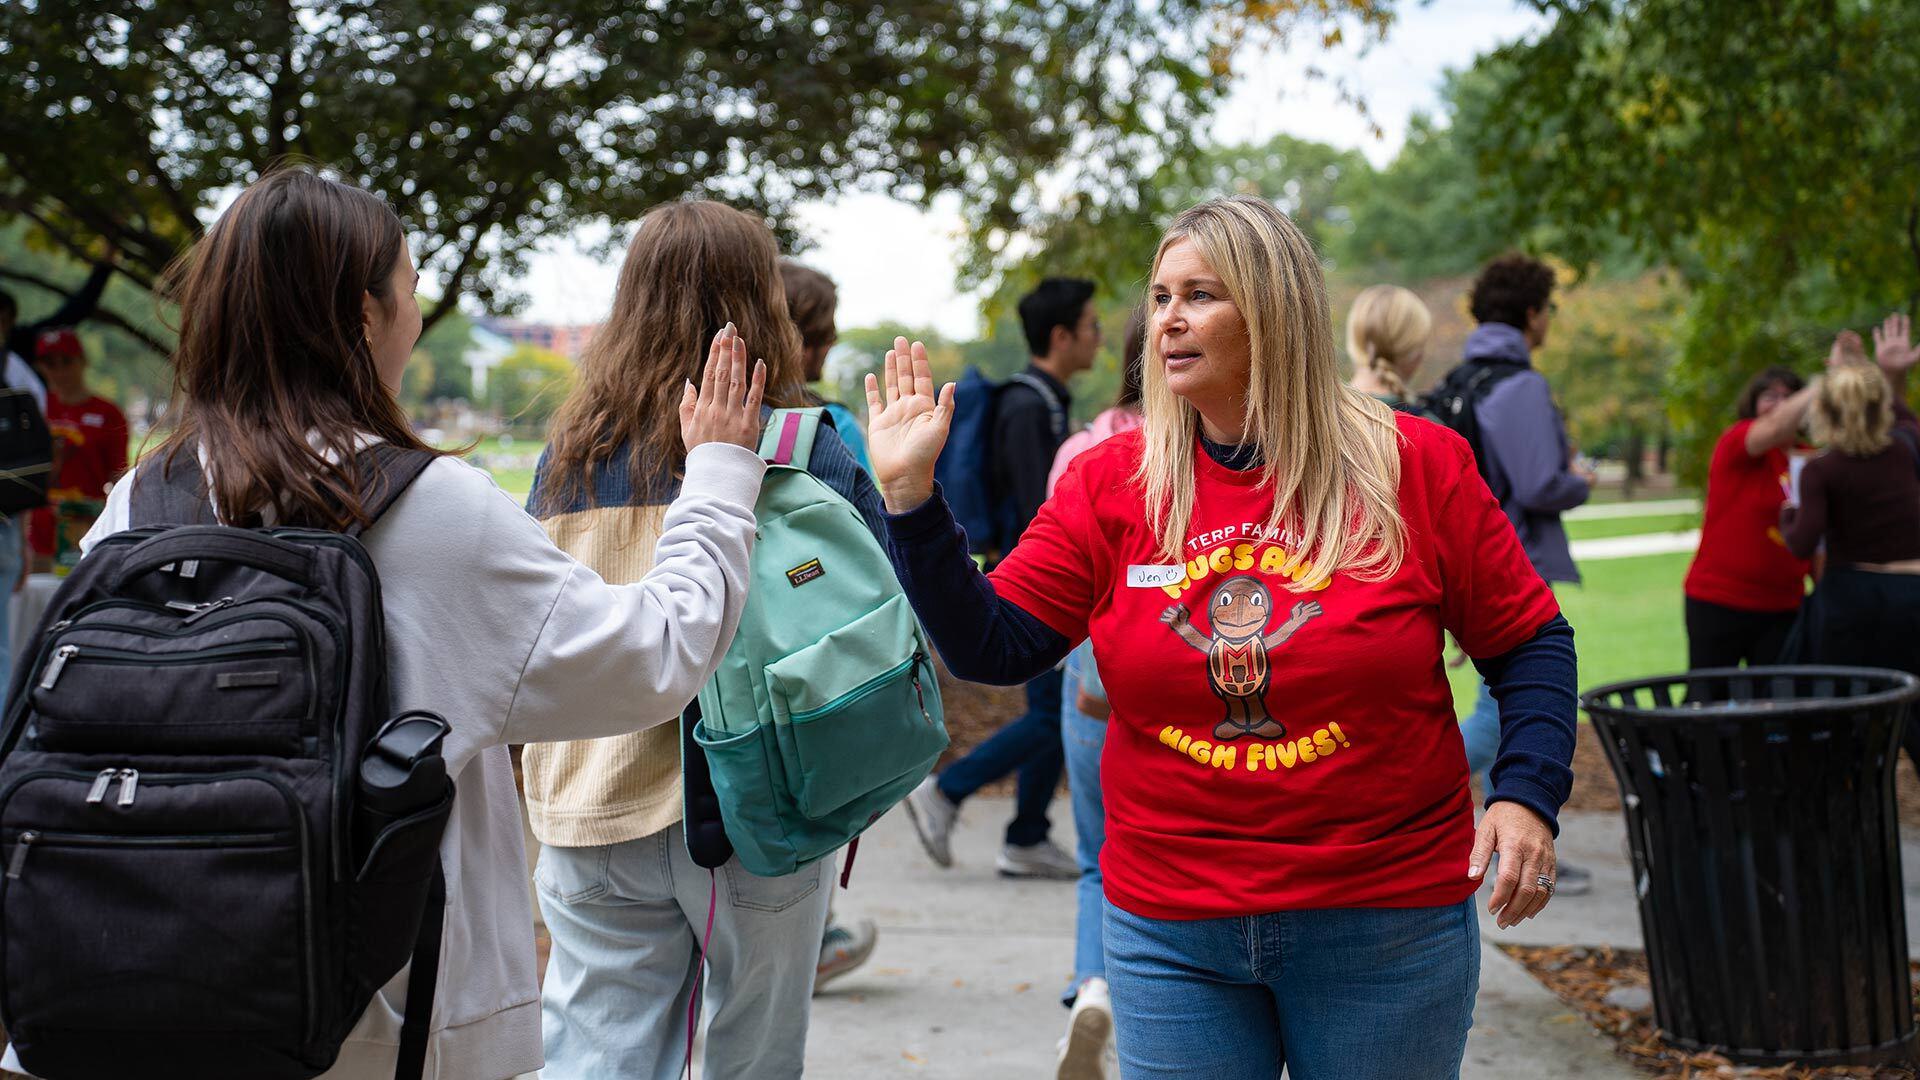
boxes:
[1104,899,1480,1080]
[937,666,1064,847]
[1060,644,1107,1004]
[536,821,833,1080]
[1461,678,1498,796]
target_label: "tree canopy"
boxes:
[1462,0,1920,479]
[0,0,1409,342]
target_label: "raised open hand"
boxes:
[679,324,767,452]
[1874,312,1919,375]
[864,336,956,512]
[1159,604,1192,628]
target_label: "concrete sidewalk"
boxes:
[801,798,1644,1078]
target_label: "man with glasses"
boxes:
[1455,252,1596,896]
[905,276,1102,881]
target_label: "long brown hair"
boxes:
[538,200,803,512]
[157,167,441,529]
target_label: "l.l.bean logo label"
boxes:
[786,558,826,588]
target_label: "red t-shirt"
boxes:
[990,414,1560,918]
[1683,420,1808,612]
[30,393,130,556]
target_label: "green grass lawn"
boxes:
[1564,512,1700,541]
[1449,550,1691,712]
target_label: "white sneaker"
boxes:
[903,776,957,868]
[814,917,877,993]
[1057,976,1114,1080]
[997,839,1078,880]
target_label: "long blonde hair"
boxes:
[1134,196,1406,592]
[1814,362,1894,457]
[537,200,804,513]
[1345,284,1432,399]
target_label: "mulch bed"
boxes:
[1505,944,1919,1079]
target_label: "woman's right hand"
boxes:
[680,324,767,453]
[864,336,955,513]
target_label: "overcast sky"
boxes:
[514,1,1549,340]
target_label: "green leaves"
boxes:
[0,0,1272,329]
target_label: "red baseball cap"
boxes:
[34,328,82,362]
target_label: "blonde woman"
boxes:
[1780,322,1920,717]
[864,195,1577,1079]
[1345,284,1433,413]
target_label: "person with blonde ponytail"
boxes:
[1345,284,1433,413]
[864,195,1578,1079]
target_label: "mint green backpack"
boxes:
[687,408,948,877]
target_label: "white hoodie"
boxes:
[4,441,765,1079]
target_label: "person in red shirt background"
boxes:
[1682,364,1827,670]
[866,196,1578,1079]
[27,327,129,566]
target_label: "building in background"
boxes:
[475,317,598,359]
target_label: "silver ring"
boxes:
[1536,874,1556,893]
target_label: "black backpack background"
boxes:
[0,384,53,515]
[0,446,452,1080]
[1418,357,1529,482]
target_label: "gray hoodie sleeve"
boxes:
[1479,372,1591,514]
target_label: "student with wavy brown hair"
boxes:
[24,167,770,1080]
[781,258,871,472]
[526,200,887,1079]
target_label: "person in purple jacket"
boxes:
[1455,253,1596,897]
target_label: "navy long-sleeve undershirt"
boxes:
[884,483,1579,834]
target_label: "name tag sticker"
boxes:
[1127,564,1186,589]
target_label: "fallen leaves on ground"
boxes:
[1503,944,1918,1079]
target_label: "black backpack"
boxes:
[0,384,53,514]
[0,446,454,1080]
[1418,357,1529,482]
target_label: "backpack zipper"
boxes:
[38,640,296,692]
[0,768,319,1042]
[788,651,929,724]
[6,827,282,881]
[4,832,32,879]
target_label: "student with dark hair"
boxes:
[1683,366,1814,669]
[1048,303,1144,1078]
[1454,252,1595,897]
[903,275,1100,881]
[15,168,770,1079]
[781,259,870,472]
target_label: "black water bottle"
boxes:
[355,711,452,869]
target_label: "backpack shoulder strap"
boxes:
[346,446,438,538]
[1006,372,1068,441]
[130,452,215,528]
[758,407,826,470]
[130,446,435,534]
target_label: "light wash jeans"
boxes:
[1060,641,1107,1006]
[535,821,833,1080]
[1104,898,1480,1079]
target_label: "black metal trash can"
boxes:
[1581,666,1920,1067]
